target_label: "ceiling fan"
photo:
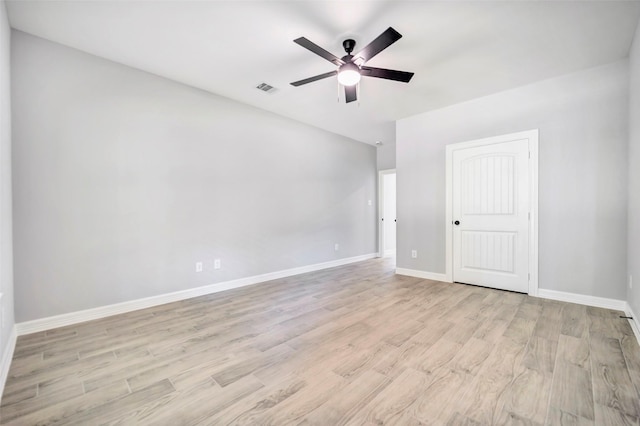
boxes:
[290,27,414,103]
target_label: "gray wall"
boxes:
[628,22,640,315]
[397,60,629,300]
[0,0,14,356]
[11,31,377,322]
[377,140,396,171]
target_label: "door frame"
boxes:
[378,168,396,258]
[444,130,539,296]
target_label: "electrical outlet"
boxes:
[195,262,203,272]
[368,200,372,206]
[214,259,221,270]
[411,250,418,259]
[630,275,633,290]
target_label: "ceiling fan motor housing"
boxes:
[343,39,356,54]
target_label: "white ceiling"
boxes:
[6,1,640,145]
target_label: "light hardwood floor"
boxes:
[2,258,640,425]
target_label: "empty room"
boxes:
[0,0,640,424]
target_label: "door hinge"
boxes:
[528,151,531,159]
[528,273,530,281]
[528,212,531,220]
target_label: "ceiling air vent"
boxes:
[256,82,276,93]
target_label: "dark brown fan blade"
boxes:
[290,70,338,87]
[345,85,357,103]
[361,66,414,83]
[294,37,345,66]
[354,27,402,64]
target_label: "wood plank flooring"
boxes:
[2,258,640,425]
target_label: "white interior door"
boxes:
[378,169,396,258]
[452,138,530,293]
[383,173,396,256]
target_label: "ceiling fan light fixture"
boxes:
[337,62,361,86]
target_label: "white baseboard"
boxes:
[626,303,640,346]
[395,268,450,283]
[16,253,377,336]
[537,289,627,311]
[0,326,17,400]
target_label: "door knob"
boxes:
[454,220,460,225]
